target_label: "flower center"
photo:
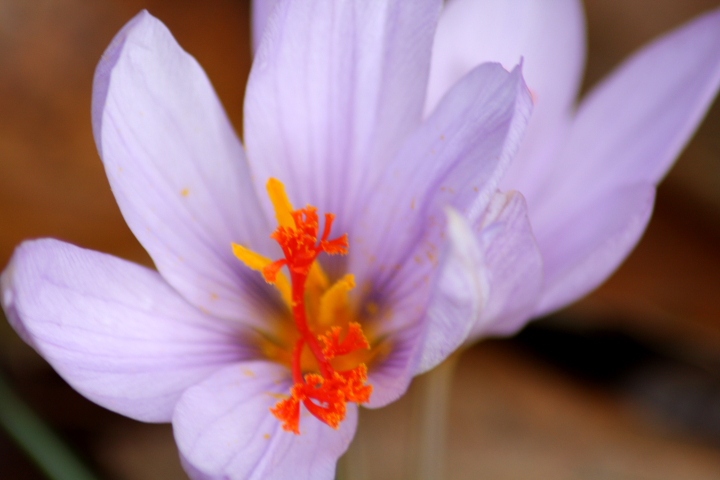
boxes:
[232,179,374,434]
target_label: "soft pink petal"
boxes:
[93,11,277,325]
[530,7,720,313]
[429,0,585,203]
[251,0,281,53]
[174,362,356,480]
[1,239,252,423]
[535,183,656,315]
[244,0,442,234]
[469,191,543,338]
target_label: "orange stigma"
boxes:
[233,179,373,434]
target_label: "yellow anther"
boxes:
[305,261,329,296]
[232,243,292,307]
[318,274,355,327]
[267,178,296,229]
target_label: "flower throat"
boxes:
[233,179,373,434]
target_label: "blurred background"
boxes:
[1,0,720,478]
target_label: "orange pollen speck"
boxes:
[258,200,372,434]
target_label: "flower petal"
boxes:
[244,0,442,232]
[549,7,720,197]
[428,0,585,202]
[1,239,252,423]
[414,208,487,374]
[365,209,489,405]
[469,191,543,338]
[251,0,281,53]
[535,183,656,316]
[366,322,423,408]
[427,0,584,115]
[174,361,356,480]
[409,191,543,376]
[370,192,542,395]
[350,63,532,397]
[530,7,720,313]
[350,62,532,294]
[93,11,275,323]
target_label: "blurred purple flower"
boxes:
[1,2,545,478]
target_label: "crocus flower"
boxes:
[4,0,720,478]
[1,2,542,478]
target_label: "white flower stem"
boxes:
[336,414,370,480]
[337,351,461,480]
[407,352,460,480]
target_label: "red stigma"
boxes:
[265,206,372,434]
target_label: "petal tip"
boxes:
[91,10,167,155]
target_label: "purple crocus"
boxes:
[1,2,540,478]
[3,1,720,479]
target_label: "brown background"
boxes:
[1,1,720,478]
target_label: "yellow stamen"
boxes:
[308,262,330,291]
[318,274,355,327]
[267,177,296,229]
[231,243,292,307]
